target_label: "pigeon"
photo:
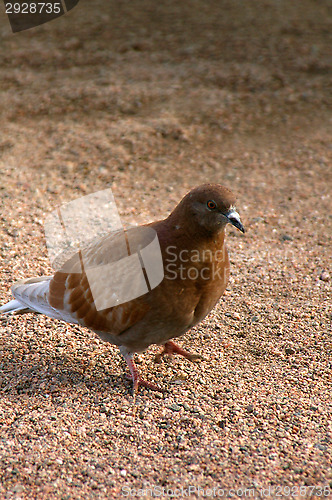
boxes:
[0,184,245,395]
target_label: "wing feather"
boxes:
[48,227,153,335]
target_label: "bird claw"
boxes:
[135,378,164,393]
[187,353,206,363]
[125,373,164,394]
[155,340,205,364]
[122,341,204,401]
[154,352,204,363]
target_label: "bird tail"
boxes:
[0,276,52,317]
[0,299,32,315]
[0,276,77,324]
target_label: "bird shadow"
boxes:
[0,347,134,400]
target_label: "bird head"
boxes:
[170,184,245,235]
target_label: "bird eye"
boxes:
[207,200,217,210]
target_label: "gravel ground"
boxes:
[0,1,331,498]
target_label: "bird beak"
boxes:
[225,209,245,233]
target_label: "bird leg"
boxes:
[120,347,163,398]
[155,340,205,363]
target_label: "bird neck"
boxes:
[166,209,225,241]
[161,213,226,250]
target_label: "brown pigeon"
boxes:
[0,184,245,395]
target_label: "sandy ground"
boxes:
[0,0,331,498]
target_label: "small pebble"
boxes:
[319,271,330,282]
[168,403,182,412]
[281,234,293,241]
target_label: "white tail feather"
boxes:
[0,299,30,315]
[1,276,79,324]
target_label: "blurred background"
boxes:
[0,0,331,219]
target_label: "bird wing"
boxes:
[48,269,150,334]
[4,270,150,338]
[48,226,154,334]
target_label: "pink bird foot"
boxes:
[155,340,205,363]
[123,351,164,399]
